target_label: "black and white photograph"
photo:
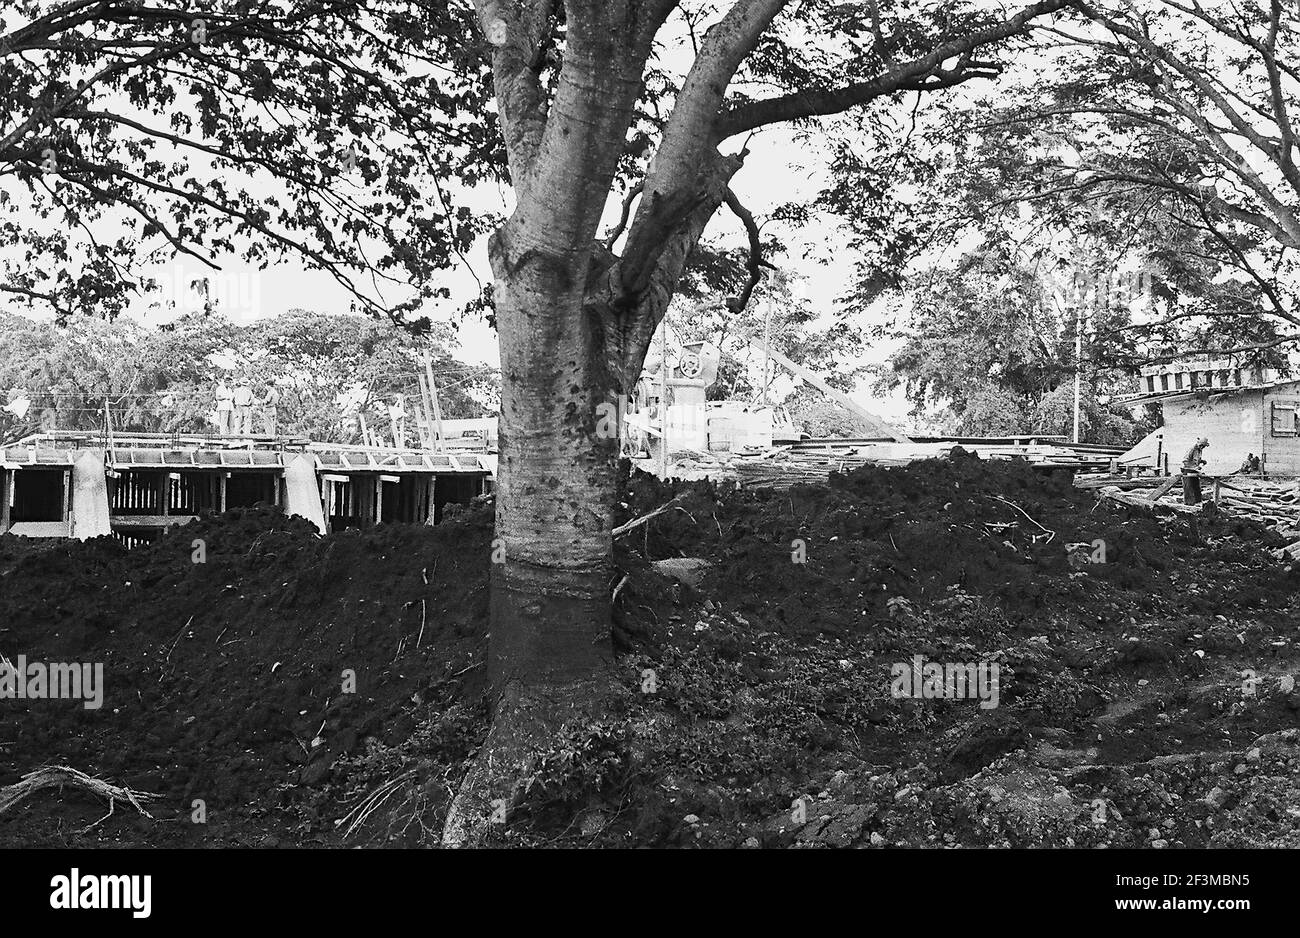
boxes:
[0,0,1292,919]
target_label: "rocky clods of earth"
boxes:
[749,727,1300,849]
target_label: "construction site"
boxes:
[1,324,1122,547]
[2,325,1298,854]
[2,6,1299,911]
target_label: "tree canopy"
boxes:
[834,0,1300,377]
[0,1,496,327]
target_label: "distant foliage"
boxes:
[868,246,1138,440]
[0,310,496,443]
[954,387,1027,437]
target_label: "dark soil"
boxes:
[3,452,1299,847]
[0,505,492,845]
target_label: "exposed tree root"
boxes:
[441,679,605,848]
[0,765,159,833]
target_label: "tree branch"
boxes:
[713,0,1071,139]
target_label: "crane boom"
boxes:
[730,331,911,443]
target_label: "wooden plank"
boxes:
[1147,475,1182,502]
[1,469,10,532]
[423,354,445,451]
[112,514,198,528]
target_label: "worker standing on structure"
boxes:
[258,384,281,436]
[233,383,254,436]
[215,380,234,435]
[1182,436,1209,504]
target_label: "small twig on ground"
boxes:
[0,766,158,833]
[165,615,194,662]
[611,574,630,604]
[417,566,429,649]
[451,661,482,678]
[990,495,1055,544]
[336,770,416,838]
[613,496,684,538]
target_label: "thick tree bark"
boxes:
[443,225,626,846]
[488,254,618,691]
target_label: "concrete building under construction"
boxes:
[0,431,493,544]
[1119,358,1300,477]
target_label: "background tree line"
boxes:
[0,309,498,443]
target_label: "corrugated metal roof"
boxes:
[1119,378,1300,405]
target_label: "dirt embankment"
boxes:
[2,452,1298,847]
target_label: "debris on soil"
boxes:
[3,452,1298,847]
[0,766,158,832]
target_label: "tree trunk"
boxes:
[442,230,622,846]
[489,278,617,691]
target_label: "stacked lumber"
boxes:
[645,438,1124,489]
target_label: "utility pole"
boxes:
[760,297,772,406]
[1072,303,1083,444]
[658,312,669,478]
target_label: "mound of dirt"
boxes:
[0,504,493,845]
[624,450,1297,638]
[3,452,1298,848]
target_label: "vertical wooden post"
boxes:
[416,368,436,449]
[426,476,437,525]
[62,469,71,525]
[658,315,668,478]
[423,354,444,452]
[1,469,11,533]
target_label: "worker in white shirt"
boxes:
[215,381,234,435]
[233,383,254,435]
[1182,437,1209,504]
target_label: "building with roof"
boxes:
[1118,358,1300,476]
